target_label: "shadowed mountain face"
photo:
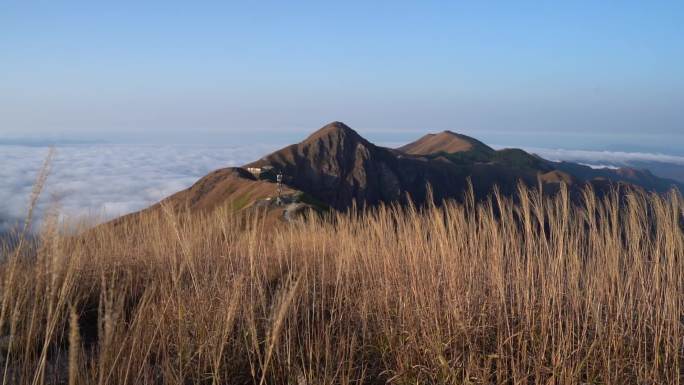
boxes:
[119,122,682,222]
[242,122,681,211]
[245,122,546,210]
[246,122,425,210]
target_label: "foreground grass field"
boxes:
[1,184,682,384]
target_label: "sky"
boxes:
[1,1,683,148]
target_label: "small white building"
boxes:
[247,165,275,178]
[246,167,262,176]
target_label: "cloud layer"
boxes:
[513,147,684,182]
[2,143,683,233]
[514,147,684,166]
[0,143,279,232]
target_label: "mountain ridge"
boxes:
[112,122,683,226]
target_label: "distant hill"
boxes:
[398,131,493,155]
[549,161,681,193]
[112,122,682,225]
[625,160,684,183]
[397,129,682,194]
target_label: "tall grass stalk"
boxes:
[0,181,682,384]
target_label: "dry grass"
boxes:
[1,180,682,384]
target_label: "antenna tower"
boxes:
[276,171,283,204]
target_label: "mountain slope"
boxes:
[158,167,290,212]
[107,167,321,230]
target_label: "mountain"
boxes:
[398,131,493,155]
[112,122,682,225]
[243,122,680,211]
[397,130,682,194]
[243,122,547,210]
[245,121,411,210]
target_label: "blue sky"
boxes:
[1,1,683,148]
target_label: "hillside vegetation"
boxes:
[1,184,683,384]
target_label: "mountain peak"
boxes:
[398,130,493,155]
[244,121,391,210]
[324,121,352,130]
[306,121,360,141]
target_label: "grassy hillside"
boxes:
[1,185,682,384]
[425,147,550,172]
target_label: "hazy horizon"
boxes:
[3,123,684,156]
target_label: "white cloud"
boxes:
[510,147,684,166]
[3,142,683,233]
[0,143,280,232]
[494,145,684,182]
[577,163,620,170]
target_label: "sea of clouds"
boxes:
[2,143,683,233]
[519,147,684,168]
[0,143,279,232]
